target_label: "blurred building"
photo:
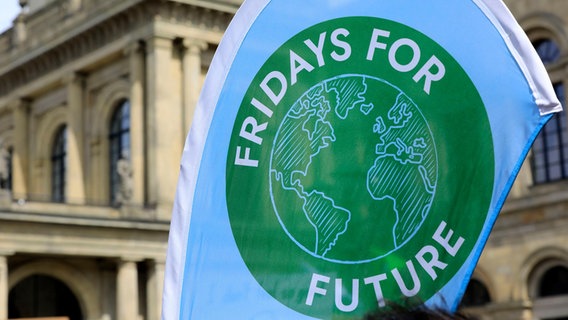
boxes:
[0,0,239,319]
[0,0,568,320]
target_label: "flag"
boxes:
[162,0,562,318]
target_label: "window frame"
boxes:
[531,261,568,320]
[531,38,568,185]
[108,99,131,205]
[51,126,67,203]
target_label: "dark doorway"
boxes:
[8,275,83,320]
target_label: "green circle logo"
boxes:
[227,17,494,318]
[270,75,437,264]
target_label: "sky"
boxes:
[0,0,21,33]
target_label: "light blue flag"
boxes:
[162,0,561,319]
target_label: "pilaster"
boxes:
[65,73,86,204]
[116,258,140,320]
[145,35,183,220]
[13,13,26,46]
[181,39,208,137]
[12,99,30,201]
[0,256,7,320]
[124,41,146,207]
[67,0,82,13]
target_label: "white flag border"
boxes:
[473,0,562,115]
[161,1,270,319]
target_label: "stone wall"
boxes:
[0,0,237,319]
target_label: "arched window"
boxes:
[51,126,67,203]
[532,39,568,184]
[0,146,12,191]
[9,274,83,320]
[531,262,568,320]
[538,265,568,297]
[534,39,561,64]
[109,99,130,204]
[460,279,491,307]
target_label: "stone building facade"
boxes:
[0,0,567,320]
[0,0,239,319]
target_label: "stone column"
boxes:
[67,0,82,13]
[124,41,146,207]
[181,39,207,138]
[0,256,7,320]
[12,99,30,200]
[145,35,183,219]
[13,13,26,46]
[65,73,86,204]
[117,259,139,320]
[146,260,165,320]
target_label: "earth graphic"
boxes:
[269,75,438,263]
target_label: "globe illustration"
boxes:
[269,75,438,263]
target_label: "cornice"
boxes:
[155,0,234,32]
[172,0,242,14]
[0,209,170,231]
[0,0,233,98]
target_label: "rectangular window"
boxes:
[532,83,568,184]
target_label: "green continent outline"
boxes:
[226,16,494,318]
[270,75,437,263]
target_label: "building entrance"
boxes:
[8,275,83,320]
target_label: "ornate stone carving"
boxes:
[116,152,133,205]
[157,2,232,31]
[182,39,208,55]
